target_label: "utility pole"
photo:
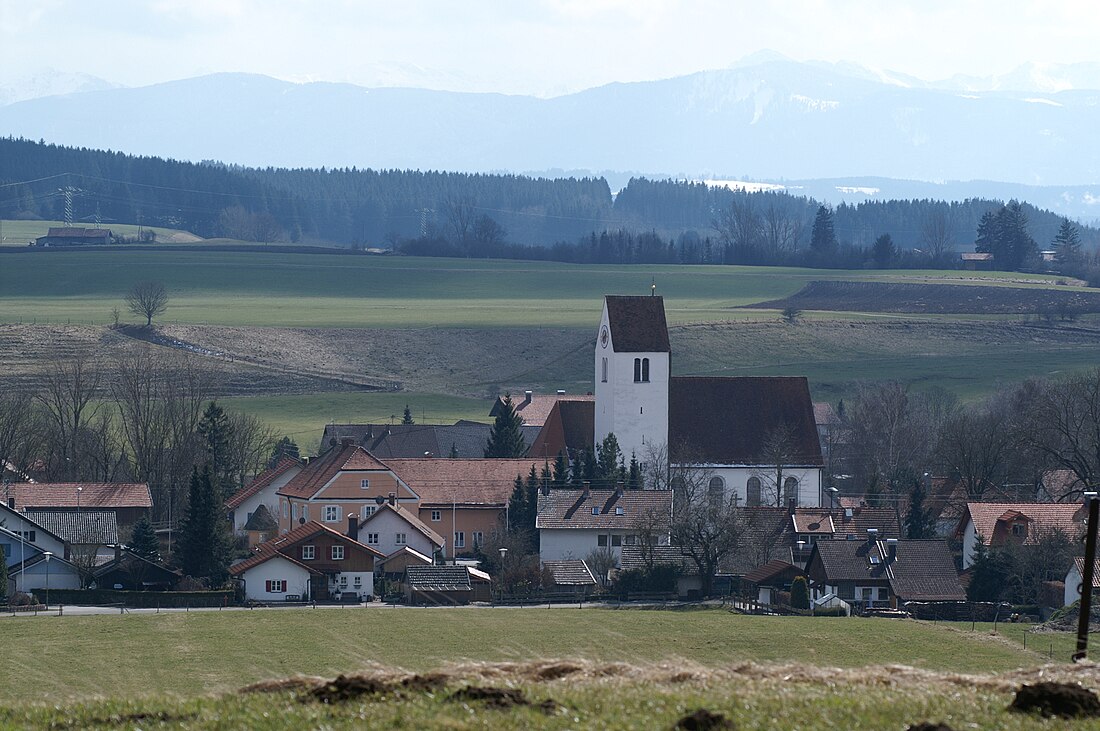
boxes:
[57,185,81,226]
[1075,490,1099,661]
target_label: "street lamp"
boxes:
[498,547,508,603]
[43,551,53,608]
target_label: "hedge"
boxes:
[46,589,234,608]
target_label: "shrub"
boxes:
[790,577,810,610]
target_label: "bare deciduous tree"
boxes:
[761,200,804,254]
[937,398,1015,500]
[669,460,746,596]
[1015,369,1100,500]
[920,208,955,264]
[125,281,169,327]
[37,356,102,480]
[0,392,37,481]
[753,423,800,507]
[444,197,476,242]
[712,197,762,258]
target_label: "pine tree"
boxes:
[595,432,623,487]
[552,451,570,487]
[871,233,895,268]
[1053,217,1083,266]
[128,515,160,561]
[269,436,300,467]
[810,205,837,254]
[484,393,527,457]
[507,474,527,534]
[198,401,234,496]
[904,479,936,539]
[627,452,643,489]
[402,405,414,425]
[178,467,231,585]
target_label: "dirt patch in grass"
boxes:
[305,674,394,704]
[907,724,956,731]
[1009,681,1100,718]
[674,708,735,729]
[751,280,1100,315]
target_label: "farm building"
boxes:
[34,227,113,246]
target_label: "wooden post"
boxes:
[1074,492,1099,662]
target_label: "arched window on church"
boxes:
[633,358,641,382]
[641,357,650,382]
[708,476,724,506]
[746,476,761,506]
[784,476,800,507]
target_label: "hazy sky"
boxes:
[2,0,1098,96]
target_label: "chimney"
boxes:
[6,497,13,510]
[556,389,566,396]
[114,543,122,563]
[388,492,397,506]
[523,390,533,405]
[347,514,359,541]
[582,481,591,500]
[615,481,625,498]
[866,528,879,545]
[886,537,898,562]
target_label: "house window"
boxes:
[367,533,379,545]
[324,505,340,522]
[598,535,608,547]
[746,477,762,507]
[783,477,799,506]
[615,506,624,516]
[642,358,650,382]
[591,506,600,515]
[472,531,484,548]
[302,505,310,521]
[282,502,288,519]
[431,510,442,522]
[454,531,465,548]
[331,545,345,560]
[265,580,286,593]
[611,535,622,547]
[18,530,35,542]
[633,358,641,382]
[395,533,407,545]
[601,357,608,383]
[1012,522,1026,536]
[354,575,362,587]
[301,545,315,560]
[360,479,370,489]
[877,587,889,601]
[361,505,376,519]
[624,534,637,545]
[861,587,873,603]
[340,575,348,586]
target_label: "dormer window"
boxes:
[592,507,600,515]
[615,506,624,516]
[1012,522,1026,536]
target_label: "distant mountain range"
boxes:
[1,57,1099,215]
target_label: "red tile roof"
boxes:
[492,393,595,428]
[278,444,391,499]
[528,400,595,459]
[385,458,543,507]
[226,457,301,509]
[230,520,385,575]
[813,402,840,426]
[229,545,321,576]
[535,488,673,530]
[669,377,823,466]
[743,559,802,585]
[960,502,1087,546]
[791,512,835,534]
[605,295,671,352]
[9,483,152,509]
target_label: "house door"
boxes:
[310,574,328,601]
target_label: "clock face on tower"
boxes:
[600,326,610,349]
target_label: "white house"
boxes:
[8,552,82,598]
[358,501,445,559]
[591,295,825,508]
[226,457,302,534]
[1065,557,1100,607]
[955,502,1087,569]
[231,551,318,602]
[0,501,66,563]
[536,485,673,562]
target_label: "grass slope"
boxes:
[0,250,1069,328]
[0,219,200,246]
[0,609,1063,703]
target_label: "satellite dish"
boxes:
[298,517,306,525]
[374,495,385,505]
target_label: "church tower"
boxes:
[594,295,670,463]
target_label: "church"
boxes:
[592,294,824,507]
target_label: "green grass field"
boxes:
[0,249,1070,328]
[0,219,201,247]
[3,610,1095,730]
[0,609,1070,702]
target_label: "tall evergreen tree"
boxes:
[484,394,527,457]
[627,452,643,489]
[197,401,234,496]
[595,432,623,487]
[128,515,161,561]
[402,405,414,425]
[552,451,570,487]
[1053,217,1083,266]
[507,474,527,534]
[269,436,300,467]
[810,205,838,253]
[904,479,936,539]
[871,233,895,268]
[178,466,231,585]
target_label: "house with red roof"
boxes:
[230,519,383,602]
[6,482,152,534]
[358,500,445,559]
[535,484,673,562]
[956,501,1088,568]
[226,457,302,535]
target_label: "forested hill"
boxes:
[0,137,1093,254]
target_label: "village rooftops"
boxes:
[604,295,671,352]
[543,559,597,586]
[25,510,119,545]
[226,457,301,510]
[7,482,152,509]
[405,565,473,593]
[619,545,699,575]
[382,457,543,507]
[668,377,823,466]
[535,488,672,530]
[809,538,965,602]
[490,392,595,428]
[359,502,446,548]
[321,421,540,457]
[957,502,1087,546]
[277,443,392,500]
[528,400,595,458]
[230,520,384,575]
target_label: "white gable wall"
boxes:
[239,556,314,601]
[231,465,301,533]
[360,508,436,558]
[594,303,669,462]
[708,466,823,508]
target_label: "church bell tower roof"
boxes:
[603,295,670,353]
